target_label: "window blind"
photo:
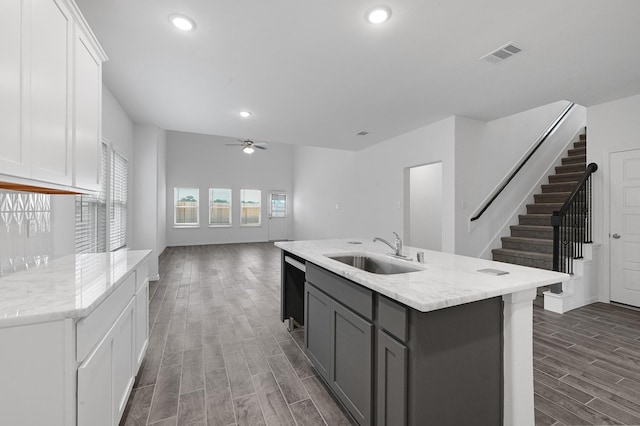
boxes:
[110,150,128,251]
[75,143,108,254]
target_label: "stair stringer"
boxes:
[543,243,600,313]
[476,116,586,260]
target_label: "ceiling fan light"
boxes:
[239,111,252,118]
[243,146,255,154]
[169,14,196,31]
[365,6,392,24]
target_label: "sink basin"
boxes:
[326,254,421,275]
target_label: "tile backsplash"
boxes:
[0,190,53,276]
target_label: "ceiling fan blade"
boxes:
[253,142,268,146]
[254,145,267,150]
[225,143,244,146]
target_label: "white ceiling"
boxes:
[75,0,640,151]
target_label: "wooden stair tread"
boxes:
[492,248,552,260]
[501,236,552,243]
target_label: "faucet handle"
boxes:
[393,231,400,240]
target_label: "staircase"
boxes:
[492,133,587,270]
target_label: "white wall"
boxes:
[292,146,357,240]
[455,101,586,257]
[166,131,293,246]
[157,130,167,257]
[131,125,166,279]
[292,117,456,252]
[587,93,640,302]
[356,117,456,252]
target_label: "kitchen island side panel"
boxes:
[407,297,503,426]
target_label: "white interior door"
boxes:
[610,149,640,307]
[268,191,288,241]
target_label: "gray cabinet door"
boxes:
[304,283,331,378]
[331,301,373,426]
[377,330,407,426]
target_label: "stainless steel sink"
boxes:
[326,254,421,275]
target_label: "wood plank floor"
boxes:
[120,243,640,426]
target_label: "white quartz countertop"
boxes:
[275,239,570,312]
[0,249,151,327]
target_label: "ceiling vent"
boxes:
[480,42,525,64]
[356,131,369,136]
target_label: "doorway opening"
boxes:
[404,162,442,251]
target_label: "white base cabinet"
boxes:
[78,298,135,425]
[0,260,149,426]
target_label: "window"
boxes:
[110,150,128,251]
[240,189,261,226]
[175,187,199,227]
[209,188,232,226]
[269,192,287,218]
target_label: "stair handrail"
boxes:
[550,162,598,286]
[470,102,576,222]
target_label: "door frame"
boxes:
[609,148,640,306]
[268,190,289,241]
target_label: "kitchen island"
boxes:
[0,249,151,426]
[276,239,569,426]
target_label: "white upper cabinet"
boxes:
[29,0,73,186]
[0,0,106,193]
[0,0,27,177]
[74,30,103,191]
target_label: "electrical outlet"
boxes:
[336,204,340,210]
[395,201,401,209]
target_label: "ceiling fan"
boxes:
[225,139,268,154]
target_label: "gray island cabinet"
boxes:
[304,262,502,426]
[277,239,571,426]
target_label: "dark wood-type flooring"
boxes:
[121,243,640,426]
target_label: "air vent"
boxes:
[480,42,525,64]
[356,131,369,136]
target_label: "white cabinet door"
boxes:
[134,280,150,370]
[77,332,113,426]
[73,30,102,191]
[29,0,73,186]
[78,297,135,426]
[0,0,28,178]
[112,298,135,422]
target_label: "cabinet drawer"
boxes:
[378,295,408,342]
[135,261,148,291]
[306,263,373,320]
[77,272,136,362]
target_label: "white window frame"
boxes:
[174,187,200,228]
[240,189,262,226]
[209,188,232,227]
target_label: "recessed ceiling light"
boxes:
[239,111,252,118]
[365,6,392,24]
[169,14,196,31]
